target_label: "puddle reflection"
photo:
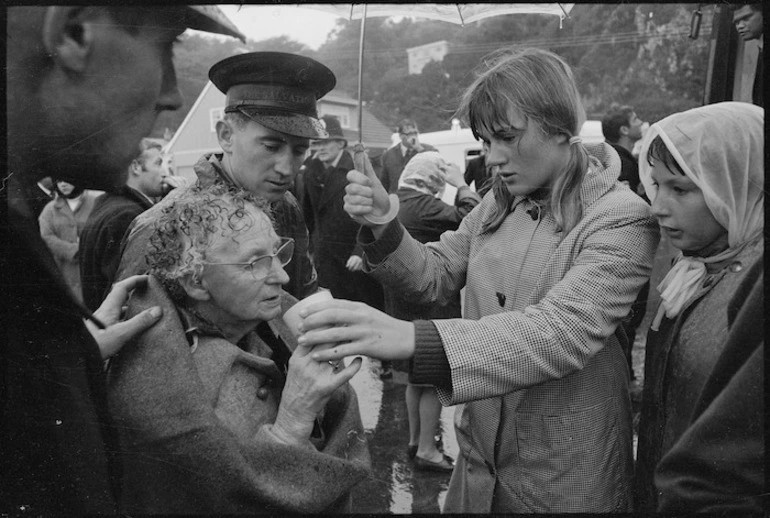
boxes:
[348,357,457,514]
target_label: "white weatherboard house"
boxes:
[165,83,393,180]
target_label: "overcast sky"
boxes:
[216,5,342,49]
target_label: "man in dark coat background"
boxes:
[463,145,492,197]
[80,138,188,311]
[1,6,245,514]
[303,115,385,310]
[378,119,437,194]
[602,103,650,379]
[601,104,646,197]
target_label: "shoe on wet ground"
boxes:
[407,445,418,459]
[414,455,454,473]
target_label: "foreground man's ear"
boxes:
[42,6,100,73]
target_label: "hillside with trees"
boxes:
[150,3,713,138]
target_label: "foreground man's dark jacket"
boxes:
[1,206,119,514]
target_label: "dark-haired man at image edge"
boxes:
[117,51,326,300]
[1,7,245,514]
[733,3,763,107]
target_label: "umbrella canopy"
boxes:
[246,4,574,143]
[301,3,573,26]
[308,4,574,143]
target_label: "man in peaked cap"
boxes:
[117,51,332,301]
[2,6,243,513]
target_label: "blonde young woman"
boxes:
[296,47,659,513]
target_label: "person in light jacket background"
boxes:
[386,151,481,472]
[38,180,98,302]
[298,47,659,513]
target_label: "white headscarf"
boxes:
[397,151,448,199]
[638,102,764,325]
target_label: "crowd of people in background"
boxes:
[2,4,764,516]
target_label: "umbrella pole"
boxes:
[356,4,367,144]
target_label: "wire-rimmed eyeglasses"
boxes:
[202,237,294,280]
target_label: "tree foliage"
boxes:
[149,3,713,138]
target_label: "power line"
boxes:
[315,25,713,60]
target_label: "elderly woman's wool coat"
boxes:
[107,278,370,514]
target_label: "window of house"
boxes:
[319,105,351,129]
[210,107,224,132]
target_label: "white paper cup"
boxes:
[283,290,333,338]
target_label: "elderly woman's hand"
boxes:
[297,299,416,362]
[270,342,363,446]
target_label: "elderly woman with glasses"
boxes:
[106,182,370,514]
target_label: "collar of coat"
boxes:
[194,153,230,188]
[132,277,300,379]
[171,287,300,355]
[192,153,302,211]
[578,142,623,208]
[121,185,156,210]
[511,142,622,211]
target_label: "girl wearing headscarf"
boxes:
[298,47,659,513]
[38,180,98,302]
[389,152,481,472]
[633,102,764,512]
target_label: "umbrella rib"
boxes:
[558,3,571,19]
[455,4,465,26]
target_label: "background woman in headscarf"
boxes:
[633,101,764,513]
[38,179,98,302]
[389,151,481,472]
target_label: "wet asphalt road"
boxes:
[344,233,677,513]
[347,358,458,514]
